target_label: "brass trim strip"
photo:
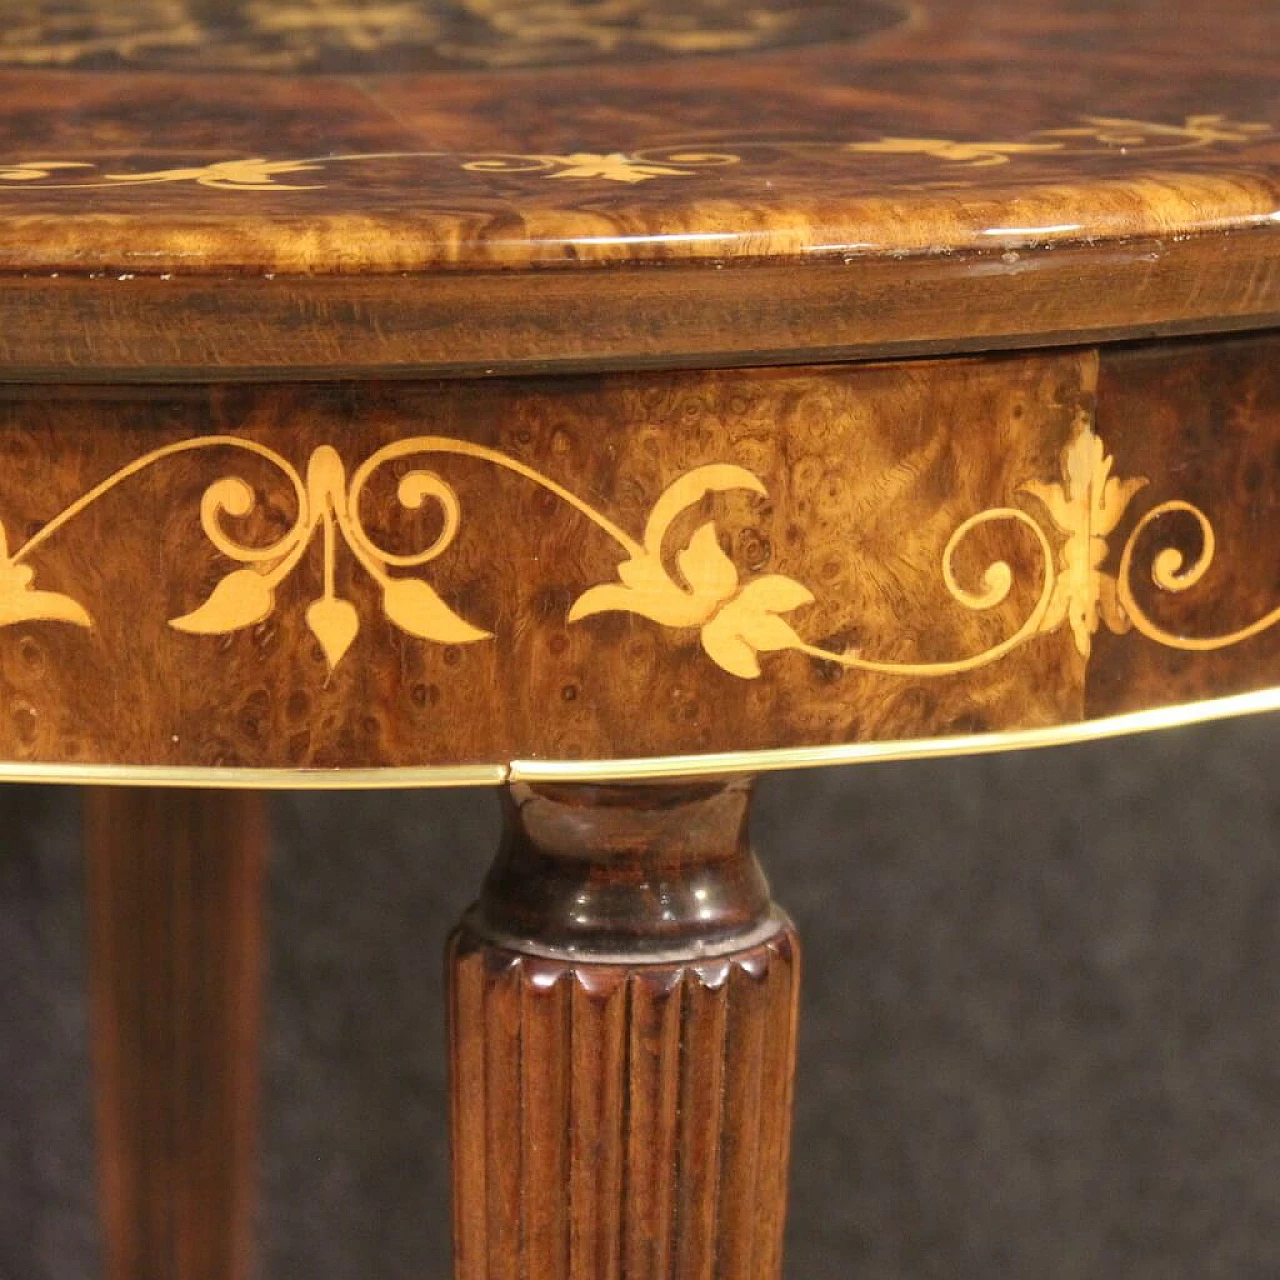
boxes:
[0,687,1276,790]
[511,686,1280,782]
[0,762,509,791]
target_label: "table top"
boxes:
[0,0,1277,375]
[0,2,1278,789]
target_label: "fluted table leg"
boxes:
[85,788,266,1280]
[448,779,800,1280]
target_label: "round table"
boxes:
[0,1,1277,1276]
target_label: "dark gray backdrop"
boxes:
[2,716,1278,1279]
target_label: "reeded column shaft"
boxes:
[448,780,800,1280]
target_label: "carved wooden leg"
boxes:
[85,788,266,1280]
[448,779,800,1280]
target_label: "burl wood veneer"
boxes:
[0,1,1277,1278]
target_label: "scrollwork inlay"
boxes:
[0,116,1268,189]
[2,421,1276,679]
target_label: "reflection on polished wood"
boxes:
[2,340,1279,777]
[0,115,1272,191]
[450,781,800,1280]
[0,3,1268,371]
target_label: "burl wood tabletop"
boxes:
[0,0,1272,372]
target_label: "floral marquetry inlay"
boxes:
[2,420,1277,682]
[0,116,1269,190]
[844,114,1274,167]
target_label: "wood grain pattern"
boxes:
[4,10,1271,1280]
[85,788,265,1280]
[1087,332,1280,717]
[0,0,912,73]
[1,334,1277,777]
[0,353,1091,769]
[449,931,799,1280]
[0,4,1273,271]
[0,1,1273,371]
[0,239,1275,381]
[449,780,800,1280]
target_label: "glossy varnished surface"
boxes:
[87,788,264,1280]
[0,353,1090,770]
[0,1,1276,371]
[449,780,799,1280]
[1,333,1279,776]
[449,923,799,1280]
[1090,335,1280,716]
[0,0,1274,269]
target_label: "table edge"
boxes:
[0,226,1276,379]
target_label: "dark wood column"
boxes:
[448,779,800,1280]
[85,788,266,1280]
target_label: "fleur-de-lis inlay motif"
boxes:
[1023,426,1148,658]
[2,422,1279,683]
[845,114,1274,168]
[543,152,713,182]
[171,443,489,671]
[105,157,329,190]
[461,149,742,182]
[844,138,1064,168]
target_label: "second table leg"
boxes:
[85,787,266,1280]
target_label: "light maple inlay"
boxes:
[1,420,1275,679]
